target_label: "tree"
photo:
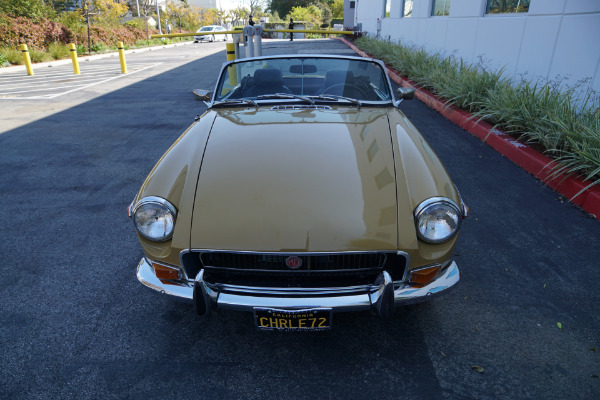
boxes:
[134,0,156,40]
[288,5,321,28]
[166,1,186,32]
[0,0,53,19]
[331,0,343,19]
[316,1,332,26]
[52,0,81,13]
[93,0,129,27]
[229,6,250,26]
[243,0,266,16]
[268,0,318,19]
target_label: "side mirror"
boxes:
[193,89,212,101]
[397,87,415,100]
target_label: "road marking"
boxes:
[0,63,162,100]
[48,63,162,99]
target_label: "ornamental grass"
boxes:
[356,36,600,198]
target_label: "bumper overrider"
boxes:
[136,257,460,317]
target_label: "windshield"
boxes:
[200,26,214,31]
[214,57,392,104]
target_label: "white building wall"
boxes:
[354,0,600,93]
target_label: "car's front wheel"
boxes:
[209,35,214,42]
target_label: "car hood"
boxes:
[190,107,400,252]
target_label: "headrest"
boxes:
[253,68,283,86]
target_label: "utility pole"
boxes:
[155,0,162,35]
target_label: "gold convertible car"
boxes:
[128,55,468,330]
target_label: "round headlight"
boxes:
[132,196,177,242]
[414,197,462,243]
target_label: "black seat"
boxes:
[244,68,292,97]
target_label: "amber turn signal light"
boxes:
[409,265,441,286]
[152,262,181,280]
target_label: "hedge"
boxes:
[0,14,154,50]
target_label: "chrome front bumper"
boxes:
[136,258,460,317]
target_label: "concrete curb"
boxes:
[335,37,600,219]
[0,41,194,75]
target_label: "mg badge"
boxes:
[285,256,303,269]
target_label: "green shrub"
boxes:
[0,51,8,67]
[28,47,53,62]
[124,18,147,31]
[47,42,70,59]
[90,42,107,53]
[0,47,23,64]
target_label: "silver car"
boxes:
[194,25,228,42]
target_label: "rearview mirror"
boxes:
[397,87,415,100]
[193,89,212,101]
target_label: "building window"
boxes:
[384,0,391,18]
[403,0,413,17]
[432,0,451,16]
[350,1,355,9]
[486,0,530,14]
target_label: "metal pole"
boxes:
[243,25,254,58]
[254,25,263,57]
[156,0,162,35]
[233,33,241,59]
[86,14,91,55]
[136,0,140,17]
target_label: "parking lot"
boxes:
[0,61,160,99]
[0,39,598,400]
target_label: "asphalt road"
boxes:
[1,39,598,400]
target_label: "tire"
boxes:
[210,35,214,42]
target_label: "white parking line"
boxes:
[0,63,162,100]
[0,76,105,90]
[47,62,163,99]
[0,63,154,82]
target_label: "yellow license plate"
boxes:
[254,308,332,331]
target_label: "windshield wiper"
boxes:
[310,94,362,108]
[257,93,315,105]
[212,98,259,109]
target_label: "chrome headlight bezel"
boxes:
[132,196,177,242]
[414,197,463,244]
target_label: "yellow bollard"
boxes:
[226,43,237,87]
[226,42,236,62]
[68,43,80,75]
[117,41,127,74]
[19,44,34,76]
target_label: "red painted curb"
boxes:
[335,37,600,219]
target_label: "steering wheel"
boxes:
[321,83,368,99]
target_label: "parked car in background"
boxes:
[194,25,228,42]
[129,54,468,331]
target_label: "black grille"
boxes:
[200,252,386,272]
[181,251,407,287]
